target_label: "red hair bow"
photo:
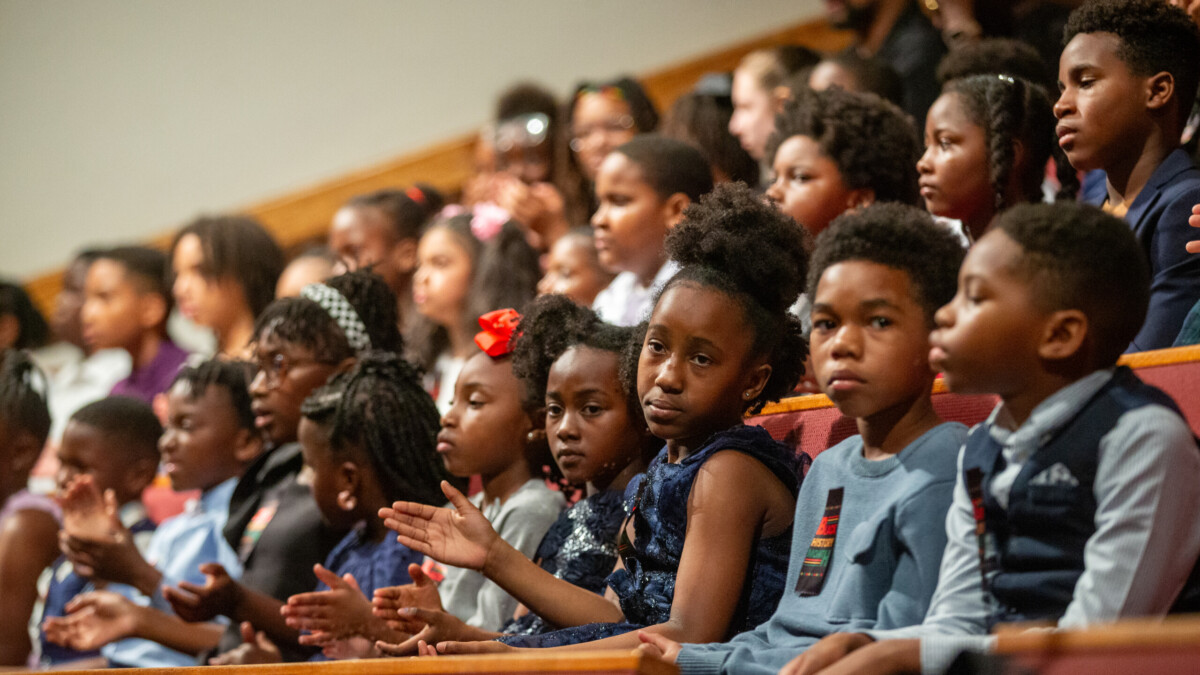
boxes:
[474,309,522,358]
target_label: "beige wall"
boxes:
[0,0,823,279]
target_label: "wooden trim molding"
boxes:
[21,17,851,318]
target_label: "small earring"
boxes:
[527,431,536,441]
[338,490,357,512]
[743,391,753,399]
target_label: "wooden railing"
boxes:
[995,616,1200,674]
[21,18,852,318]
[46,650,676,675]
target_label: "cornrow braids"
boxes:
[944,75,1057,210]
[301,351,464,507]
[0,349,51,448]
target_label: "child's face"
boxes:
[918,92,993,226]
[57,420,146,503]
[637,283,764,448]
[298,416,356,528]
[160,382,254,492]
[81,260,161,352]
[437,352,531,478]
[328,205,410,293]
[545,346,646,490]
[591,153,674,281]
[412,226,472,329]
[537,235,611,306]
[172,234,243,330]
[52,257,91,350]
[930,230,1050,395]
[571,93,636,181]
[766,135,862,236]
[1054,32,1149,173]
[275,256,335,299]
[248,333,340,446]
[810,261,936,420]
[729,68,776,160]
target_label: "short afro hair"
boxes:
[512,294,639,418]
[170,358,255,432]
[1063,0,1200,118]
[641,183,809,414]
[96,246,173,312]
[765,88,921,206]
[937,38,1050,89]
[994,202,1150,367]
[808,203,965,326]
[69,396,163,466]
[612,135,714,203]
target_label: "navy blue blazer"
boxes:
[1083,149,1200,351]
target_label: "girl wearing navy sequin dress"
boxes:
[399,183,809,654]
[372,295,658,652]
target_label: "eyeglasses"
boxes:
[252,352,330,388]
[569,115,635,153]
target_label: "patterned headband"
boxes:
[300,283,372,352]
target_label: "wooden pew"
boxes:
[47,650,676,675]
[994,616,1200,675]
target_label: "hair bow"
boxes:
[474,308,522,358]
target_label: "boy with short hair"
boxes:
[40,396,162,666]
[47,361,261,667]
[783,202,1200,675]
[83,246,190,403]
[1055,0,1200,350]
[637,203,969,675]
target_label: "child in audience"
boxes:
[161,271,395,661]
[935,38,1050,89]
[0,282,50,352]
[275,247,336,299]
[372,295,656,652]
[40,396,161,667]
[920,74,1077,243]
[536,227,615,307]
[781,202,1200,675]
[729,46,820,162]
[639,203,968,675]
[82,246,190,403]
[328,186,443,324]
[565,77,659,185]
[660,74,759,186]
[408,212,540,412]
[415,183,806,654]
[765,88,921,237]
[170,214,285,358]
[1056,0,1200,350]
[805,51,904,108]
[590,135,713,327]
[0,351,60,666]
[377,310,566,635]
[47,361,259,667]
[201,351,456,663]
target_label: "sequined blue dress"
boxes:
[498,425,800,647]
[499,489,626,636]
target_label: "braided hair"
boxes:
[300,351,464,506]
[626,183,810,415]
[169,359,255,432]
[0,349,51,450]
[943,74,1078,210]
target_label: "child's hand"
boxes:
[282,566,384,645]
[1187,202,1200,254]
[379,480,502,573]
[60,476,119,542]
[42,591,141,651]
[208,622,282,665]
[371,563,444,632]
[371,607,493,656]
[777,632,876,675]
[428,639,516,655]
[163,562,242,622]
[635,630,682,664]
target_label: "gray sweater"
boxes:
[676,422,966,675]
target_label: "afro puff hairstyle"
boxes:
[765,88,921,207]
[808,203,965,326]
[511,294,640,420]
[1063,0,1200,118]
[993,202,1150,367]
[634,182,809,414]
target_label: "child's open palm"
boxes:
[282,565,392,646]
[371,563,444,630]
[60,475,119,543]
[42,590,140,651]
[379,480,500,572]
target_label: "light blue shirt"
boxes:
[103,477,242,668]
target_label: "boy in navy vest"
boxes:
[781,202,1200,675]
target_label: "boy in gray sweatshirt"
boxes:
[639,204,967,675]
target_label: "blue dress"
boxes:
[499,489,626,636]
[499,425,801,647]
